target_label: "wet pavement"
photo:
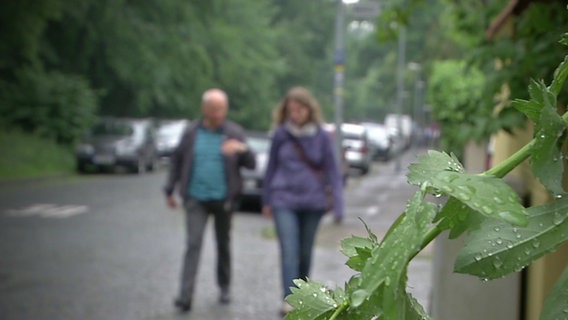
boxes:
[0,146,432,320]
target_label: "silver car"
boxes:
[75,118,159,174]
[362,122,392,161]
[239,131,271,211]
[341,123,372,174]
[156,119,190,160]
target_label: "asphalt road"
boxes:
[0,147,432,320]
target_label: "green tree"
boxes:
[0,0,97,144]
[341,0,463,123]
[1,0,287,138]
[427,60,486,157]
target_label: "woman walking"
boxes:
[261,86,344,316]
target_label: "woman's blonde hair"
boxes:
[272,86,324,127]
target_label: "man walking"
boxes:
[163,88,256,313]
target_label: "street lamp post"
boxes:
[333,0,380,160]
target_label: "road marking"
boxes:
[4,203,88,219]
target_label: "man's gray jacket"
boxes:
[163,119,256,202]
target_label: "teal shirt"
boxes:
[188,127,227,200]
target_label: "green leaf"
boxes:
[341,276,431,320]
[286,279,342,320]
[341,220,380,272]
[531,92,566,198]
[380,269,429,320]
[449,172,526,225]
[408,151,527,227]
[549,55,568,96]
[511,99,541,123]
[340,235,376,258]
[372,269,431,320]
[409,129,528,238]
[540,265,568,320]
[340,279,384,319]
[528,79,548,107]
[404,292,432,320]
[341,236,375,272]
[455,197,568,280]
[435,197,484,239]
[560,32,568,46]
[418,167,528,227]
[350,191,437,309]
[407,150,464,187]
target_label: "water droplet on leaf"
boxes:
[493,258,503,269]
[350,289,368,307]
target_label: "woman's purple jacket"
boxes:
[261,124,344,219]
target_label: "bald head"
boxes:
[201,88,229,129]
[202,88,228,106]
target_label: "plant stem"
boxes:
[329,300,349,320]
[483,139,535,178]
[418,225,443,258]
[484,111,568,179]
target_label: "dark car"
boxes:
[156,119,190,160]
[239,131,271,211]
[75,117,159,174]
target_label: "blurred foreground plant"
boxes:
[285,33,568,320]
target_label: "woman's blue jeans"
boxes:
[272,208,325,298]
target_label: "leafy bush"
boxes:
[0,128,75,179]
[0,66,98,145]
[286,35,568,319]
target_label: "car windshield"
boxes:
[247,137,270,153]
[91,121,134,136]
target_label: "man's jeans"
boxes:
[272,208,325,298]
[178,199,232,303]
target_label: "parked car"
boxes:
[239,131,271,211]
[362,122,392,161]
[341,123,372,174]
[156,119,190,160]
[385,113,413,149]
[75,117,159,174]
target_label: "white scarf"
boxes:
[285,121,317,137]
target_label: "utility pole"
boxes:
[333,0,345,161]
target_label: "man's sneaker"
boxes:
[279,301,294,316]
[219,288,231,304]
[174,299,192,313]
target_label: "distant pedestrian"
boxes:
[163,88,256,313]
[261,86,344,316]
